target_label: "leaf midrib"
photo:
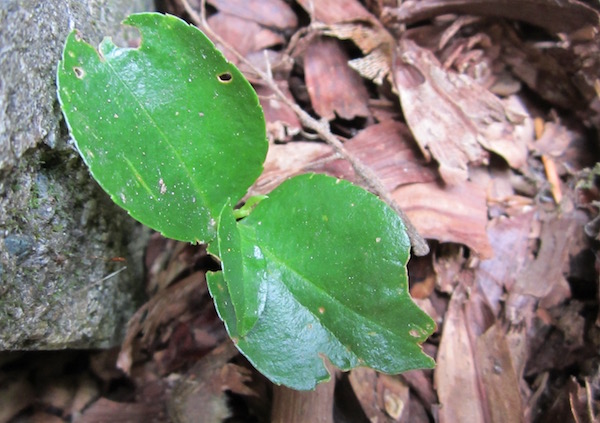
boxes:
[103,49,212,215]
[257,241,402,350]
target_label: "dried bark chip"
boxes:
[250,142,333,196]
[392,181,493,258]
[401,369,438,407]
[117,272,209,375]
[507,214,575,312]
[297,0,374,24]
[348,368,390,422]
[348,48,391,85]
[393,38,528,185]
[501,36,587,110]
[78,389,167,423]
[475,212,535,314]
[320,22,395,85]
[208,12,285,63]
[389,0,600,35]
[167,341,241,422]
[304,37,371,121]
[475,323,525,423]
[254,82,302,142]
[377,374,410,421]
[315,120,438,189]
[531,121,578,157]
[434,284,486,423]
[208,0,297,30]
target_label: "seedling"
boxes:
[57,13,435,390]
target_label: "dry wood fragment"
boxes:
[304,36,370,120]
[393,38,527,184]
[387,0,600,35]
[208,0,297,29]
[392,180,493,258]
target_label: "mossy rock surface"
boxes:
[0,0,153,349]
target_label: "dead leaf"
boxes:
[475,323,525,423]
[167,341,244,423]
[315,120,438,190]
[401,369,438,408]
[255,82,302,142]
[318,22,395,85]
[117,272,207,375]
[475,212,535,314]
[435,284,486,423]
[392,180,494,258]
[348,367,390,422]
[208,12,285,63]
[297,0,375,24]
[208,0,297,30]
[532,120,580,158]
[304,36,371,120]
[349,48,392,85]
[77,390,168,423]
[393,38,528,184]
[250,141,333,196]
[501,34,587,110]
[507,213,574,316]
[378,374,410,422]
[433,244,469,294]
[320,22,389,55]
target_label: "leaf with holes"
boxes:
[207,174,436,390]
[56,13,267,243]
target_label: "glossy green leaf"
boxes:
[207,174,435,390]
[56,13,267,243]
[211,200,267,336]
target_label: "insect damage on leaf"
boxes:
[217,72,233,83]
[56,12,267,244]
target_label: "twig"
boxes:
[181,0,429,256]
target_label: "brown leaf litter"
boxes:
[12,0,600,422]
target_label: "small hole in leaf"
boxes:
[73,67,85,79]
[409,329,420,338]
[217,72,232,83]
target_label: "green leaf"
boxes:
[210,200,267,336]
[56,13,267,243]
[207,174,435,390]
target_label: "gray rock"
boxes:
[0,0,154,349]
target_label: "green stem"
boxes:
[232,194,268,219]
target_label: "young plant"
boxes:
[57,13,435,390]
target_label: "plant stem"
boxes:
[270,377,336,423]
